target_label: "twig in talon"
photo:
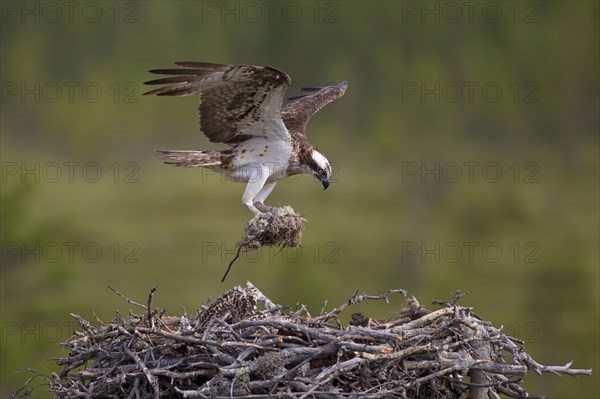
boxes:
[221,246,243,283]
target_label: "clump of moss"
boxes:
[221,206,305,282]
[242,206,305,249]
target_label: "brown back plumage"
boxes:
[144,62,291,144]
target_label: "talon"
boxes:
[254,202,273,213]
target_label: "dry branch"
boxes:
[14,283,591,399]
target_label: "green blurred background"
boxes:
[1,1,598,397]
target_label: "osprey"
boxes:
[143,62,347,216]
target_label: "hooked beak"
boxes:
[320,177,330,190]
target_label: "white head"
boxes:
[310,149,332,189]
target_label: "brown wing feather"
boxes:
[282,81,348,138]
[143,62,292,144]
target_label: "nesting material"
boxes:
[242,206,305,249]
[222,206,305,282]
[17,283,591,399]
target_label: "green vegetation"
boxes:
[1,1,598,397]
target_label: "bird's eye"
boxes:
[318,169,325,175]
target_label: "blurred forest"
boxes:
[1,1,598,397]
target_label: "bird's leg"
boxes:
[253,182,277,213]
[242,169,270,218]
[242,185,262,216]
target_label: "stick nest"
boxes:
[17,284,591,399]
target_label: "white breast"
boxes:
[225,136,292,183]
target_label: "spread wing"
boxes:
[143,62,292,144]
[281,81,348,137]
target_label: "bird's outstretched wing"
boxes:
[144,62,292,144]
[282,81,348,137]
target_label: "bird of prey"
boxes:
[143,62,347,216]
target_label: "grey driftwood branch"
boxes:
[13,283,591,399]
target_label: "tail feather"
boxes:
[155,150,222,167]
